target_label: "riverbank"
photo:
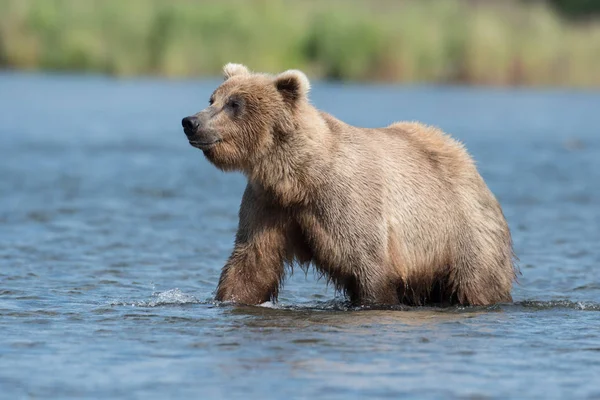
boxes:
[1,0,599,86]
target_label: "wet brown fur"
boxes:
[189,64,517,306]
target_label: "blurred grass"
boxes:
[1,0,599,86]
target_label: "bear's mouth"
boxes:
[189,140,221,150]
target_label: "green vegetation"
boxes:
[1,0,599,86]
[546,0,600,19]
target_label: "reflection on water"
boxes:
[1,73,600,399]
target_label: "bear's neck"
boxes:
[248,104,337,207]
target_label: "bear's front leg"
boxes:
[215,185,288,304]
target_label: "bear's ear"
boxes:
[275,69,310,105]
[223,63,250,80]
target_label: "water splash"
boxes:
[147,288,200,306]
[110,288,202,307]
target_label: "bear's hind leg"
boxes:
[343,270,400,306]
[449,254,514,306]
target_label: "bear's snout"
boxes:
[181,113,222,150]
[181,116,200,137]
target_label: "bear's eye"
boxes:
[226,98,241,110]
[209,96,215,106]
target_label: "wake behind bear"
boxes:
[181,63,517,306]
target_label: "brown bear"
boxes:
[181,63,517,306]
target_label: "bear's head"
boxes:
[181,63,311,171]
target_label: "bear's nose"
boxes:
[181,116,199,133]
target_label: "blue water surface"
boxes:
[1,73,599,399]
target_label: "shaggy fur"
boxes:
[182,64,517,306]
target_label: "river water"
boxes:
[1,73,599,399]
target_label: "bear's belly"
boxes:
[295,208,387,275]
